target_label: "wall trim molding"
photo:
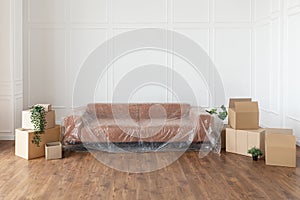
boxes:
[0,132,14,140]
[286,115,300,123]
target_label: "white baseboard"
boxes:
[0,133,15,140]
[297,140,300,147]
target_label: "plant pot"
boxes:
[252,155,258,161]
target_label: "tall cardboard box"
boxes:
[22,110,55,130]
[265,128,296,167]
[228,98,259,130]
[15,126,61,160]
[226,127,265,156]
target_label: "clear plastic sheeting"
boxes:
[62,103,223,172]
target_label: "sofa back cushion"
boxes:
[138,103,190,119]
[87,103,190,120]
[86,103,139,120]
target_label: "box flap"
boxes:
[229,98,252,108]
[234,102,258,112]
[266,134,296,147]
[265,128,293,135]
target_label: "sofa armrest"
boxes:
[62,115,83,145]
[189,107,212,142]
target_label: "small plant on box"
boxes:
[206,105,228,120]
[30,105,47,147]
[248,147,263,161]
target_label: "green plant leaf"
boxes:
[30,105,47,147]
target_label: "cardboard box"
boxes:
[15,126,61,160]
[228,98,259,130]
[265,128,296,167]
[45,142,62,160]
[226,127,265,156]
[22,110,55,130]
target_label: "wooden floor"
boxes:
[1,141,300,200]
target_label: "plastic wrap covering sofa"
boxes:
[62,103,223,153]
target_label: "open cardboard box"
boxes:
[265,128,296,167]
[228,98,259,130]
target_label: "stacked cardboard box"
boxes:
[226,128,265,157]
[226,98,263,156]
[226,98,297,167]
[15,104,61,160]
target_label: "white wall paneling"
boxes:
[112,0,167,23]
[254,23,271,111]
[254,0,271,22]
[288,0,300,9]
[215,27,252,101]
[70,0,108,24]
[23,0,254,118]
[214,0,252,22]
[253,0,300,143]
[20,0,300,145]
[173,0,209,23]
[285,4,300,143]
[271,0,280,13]
[172,28,210,106]
[28,0,66,23]
[0,0,23,140]
[286,11,300,139]
[0,95,13,140]
[70,28,108,103]
[28,28,67,107]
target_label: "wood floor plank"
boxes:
[0,141,300,199]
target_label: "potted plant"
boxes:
[30,105,47,147]
[206,105,228,120]
[247,147,263,161]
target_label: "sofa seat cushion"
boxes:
[80,119,140,143]
[139,118,195,142]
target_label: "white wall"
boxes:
[23,0,253,121]
[253,0,300,144]
[0,0,23,140]
[20,0,300,145]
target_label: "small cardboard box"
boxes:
[45,142,62,160]
[226,127,265,156]
[265,128,296,167]
[228,98,259,130]
[22,110,55,130]
[15,126,61,160]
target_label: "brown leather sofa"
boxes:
[62,103,212,145]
